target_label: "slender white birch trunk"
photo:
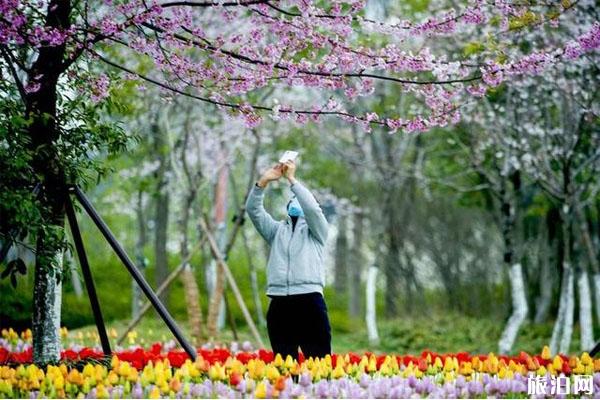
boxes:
[366,266,379,345]
[559,265,575,354]
[550,263,570,355]
[498,263,528,354]
[594,273,600,327]
[577,269,595,351]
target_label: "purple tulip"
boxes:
[358,373,371,388]
[299,372,312,387]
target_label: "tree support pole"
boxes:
[71,185,197,361]
[198,215,265,348]
[116,237,206,345]
[65,194,112,356]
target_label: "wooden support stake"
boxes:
[198,216,265,348]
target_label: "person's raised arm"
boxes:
[283,160,329,244]
[245,164,283,244]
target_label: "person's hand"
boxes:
[283,160,297,184]
[257,164,283,188]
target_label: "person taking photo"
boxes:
[245,159,331,361]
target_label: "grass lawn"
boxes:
[68,311,588,356]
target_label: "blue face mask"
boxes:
[287,198,304,217]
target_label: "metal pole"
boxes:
[65,194,112,356]
[590,341,600,357]
[71,186,197,360]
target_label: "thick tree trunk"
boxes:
[334,215,348,293]
[499,263,528,354]
[348,212,363,318]
[32,248,63,364]
[497,175,527,355]
[577,268,595,351]
[26,0,72,364]
[366,266,379,345]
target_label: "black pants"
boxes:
[266,291,331,361]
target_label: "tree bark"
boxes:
[152,120,170,307]
[206,142,229,338]
[366,266,379,345]
[551,219,575,355]
[577,267,595,351]
[497,173,527,355]
[241,226,266,327]
[348,212,364,318]
[334,214,348,293]
[26,0,72,364]
[133,189,147,319]
[498,263,528,354]
[32,249,63,364]
[578,210,600,326]
[534,224,553,323]
[179,191,203,344]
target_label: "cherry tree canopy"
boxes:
[1,0,599,134]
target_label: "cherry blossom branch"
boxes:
[137,23,482,85]
[159,0,268,7]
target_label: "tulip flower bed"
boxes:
[1,329,599,398]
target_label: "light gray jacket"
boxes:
[245,180,329,296]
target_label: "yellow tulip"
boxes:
[366,358,377,373]
[54,373,64,390]
[149,386,161,399]
[284,355,296,370]
[541,346,551,360]
[108,371,119,385]
[581,352,592,365]
[331,363,345,379]
[254,380,267,399]
[552,355,563,371]
[266,365,280,381]
[98,383,111,398]
[273,353,284,367]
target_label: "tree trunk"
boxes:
[26,0,72,363]
[32,248,63,364]
[578,210,600,326]
[152,120,170,307]
[241,227,266,327]
[206,143,229,338]
[154,189,169,306]
[67,250,82,298]
[550,263,569,355]
[348,212,364,318]
[366,266,379,345]
[334,215,348,293]
[577,267,595,351]
[560,265,575,354]
[534,227,553,323]
[179,192,203,344]
[498,263,528,354]
[133,189,147,319]
[497,175,527,355]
